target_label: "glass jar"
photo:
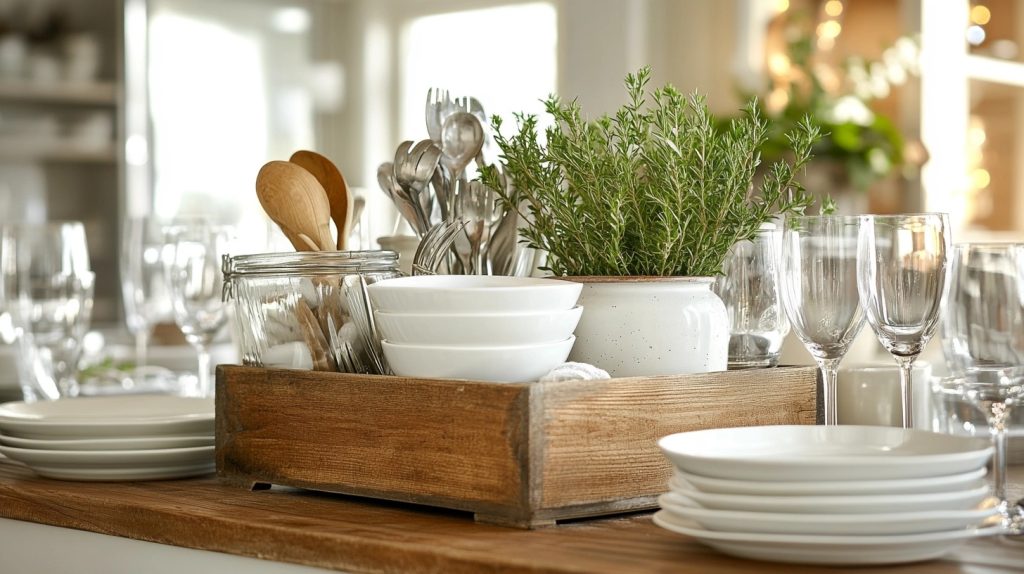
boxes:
[223,251,400,372]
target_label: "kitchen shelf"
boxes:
[0,140,117,163]
[0,80,118,105]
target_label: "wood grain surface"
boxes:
[216,366,817,527]
[0,458,1020,574]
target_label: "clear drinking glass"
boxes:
[780,215,866,425]
[939,242,1024,531]
[714,225,789,368]
[165,222,233,398]
[0,222,94,401]
[857,213,950,429]
[121,217,174,368]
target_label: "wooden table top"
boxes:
[0,458,1021,574]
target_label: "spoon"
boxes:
[256,160,334,251]
[440,112,484,182]
[290,150,352,250]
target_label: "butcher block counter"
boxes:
[0,459,1021,573]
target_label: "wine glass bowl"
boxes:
[942,243,1024,374]
[780,215,866,425]
[165,222,233,398]
[121,217,174,369]
[0,222,94,401]
[857,213,950,428]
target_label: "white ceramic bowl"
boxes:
[375,306,583,346]
[381,336,576,383]
[367,276,582,314]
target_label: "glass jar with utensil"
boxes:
[223,251,400,375]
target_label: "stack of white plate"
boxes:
[655,425,1004,566]
[0,396,215,481]
[369,276,583,383]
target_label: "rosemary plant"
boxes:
[481,67,822,277]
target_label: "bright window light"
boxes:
[399,3,557,147]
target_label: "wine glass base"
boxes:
[999,500,1024,535]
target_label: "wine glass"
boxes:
[0,222,94,401]
[165,222,233,398]
[121,217,174,369]
[939,242,1024,532]
[857,213,950,429]
[780,215,866,425]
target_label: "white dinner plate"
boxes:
[652,510,1003,566]
[672,466,988,496]
[0,444,213,467]
[659,425,992,481]
[668,479,990,514]
[0,433,214,451]
[0,396,214,439]
[28,462,216,482]
[658,492,1002,536]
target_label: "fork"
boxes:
[412,220,466,276]
[394,140,441,235]
[425,88,449,144]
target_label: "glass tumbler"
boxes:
[714,226,788,368]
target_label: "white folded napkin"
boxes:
[539,362,610,383]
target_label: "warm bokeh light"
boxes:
[971,168,991,189]
[817,35,836,51]
[824,0,844,18]
[775,0,790,14]
[970,5,991,26]
[768,53,791,76]
[817,20,842,40]
[766,87,789,113]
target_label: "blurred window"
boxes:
[398,2,557,148]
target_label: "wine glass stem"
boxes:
[135,328,149,368]
[196,344,212,398]
[817,358,840,426]
[895,355,916,429]
[991,413,1009,503]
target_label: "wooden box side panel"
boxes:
[535,367,818,510]
[216,366,531,514]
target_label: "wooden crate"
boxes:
[215,365,818,528]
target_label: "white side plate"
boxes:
[672,466,987,496]
[0,396,214,439]
[667,480,990,514]
[659,425,992,481]
[0,434,213,451]
[658,492,1001,535]
[28,463,216,482]
[652,510,1003,566]
[0,444,213,467]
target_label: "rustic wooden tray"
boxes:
[215,365,818,528]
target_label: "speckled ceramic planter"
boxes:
[566,277,729,377]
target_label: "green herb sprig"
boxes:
[481,67,822,277]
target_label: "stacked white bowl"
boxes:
[655,425,1003,566]
[0,396,214,481]
[367,276,583,383]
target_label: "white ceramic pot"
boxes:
[567,277,728,377]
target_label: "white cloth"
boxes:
[538,362,610,383]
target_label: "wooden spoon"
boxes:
[289,150,353,250]
[256,160,334,251]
